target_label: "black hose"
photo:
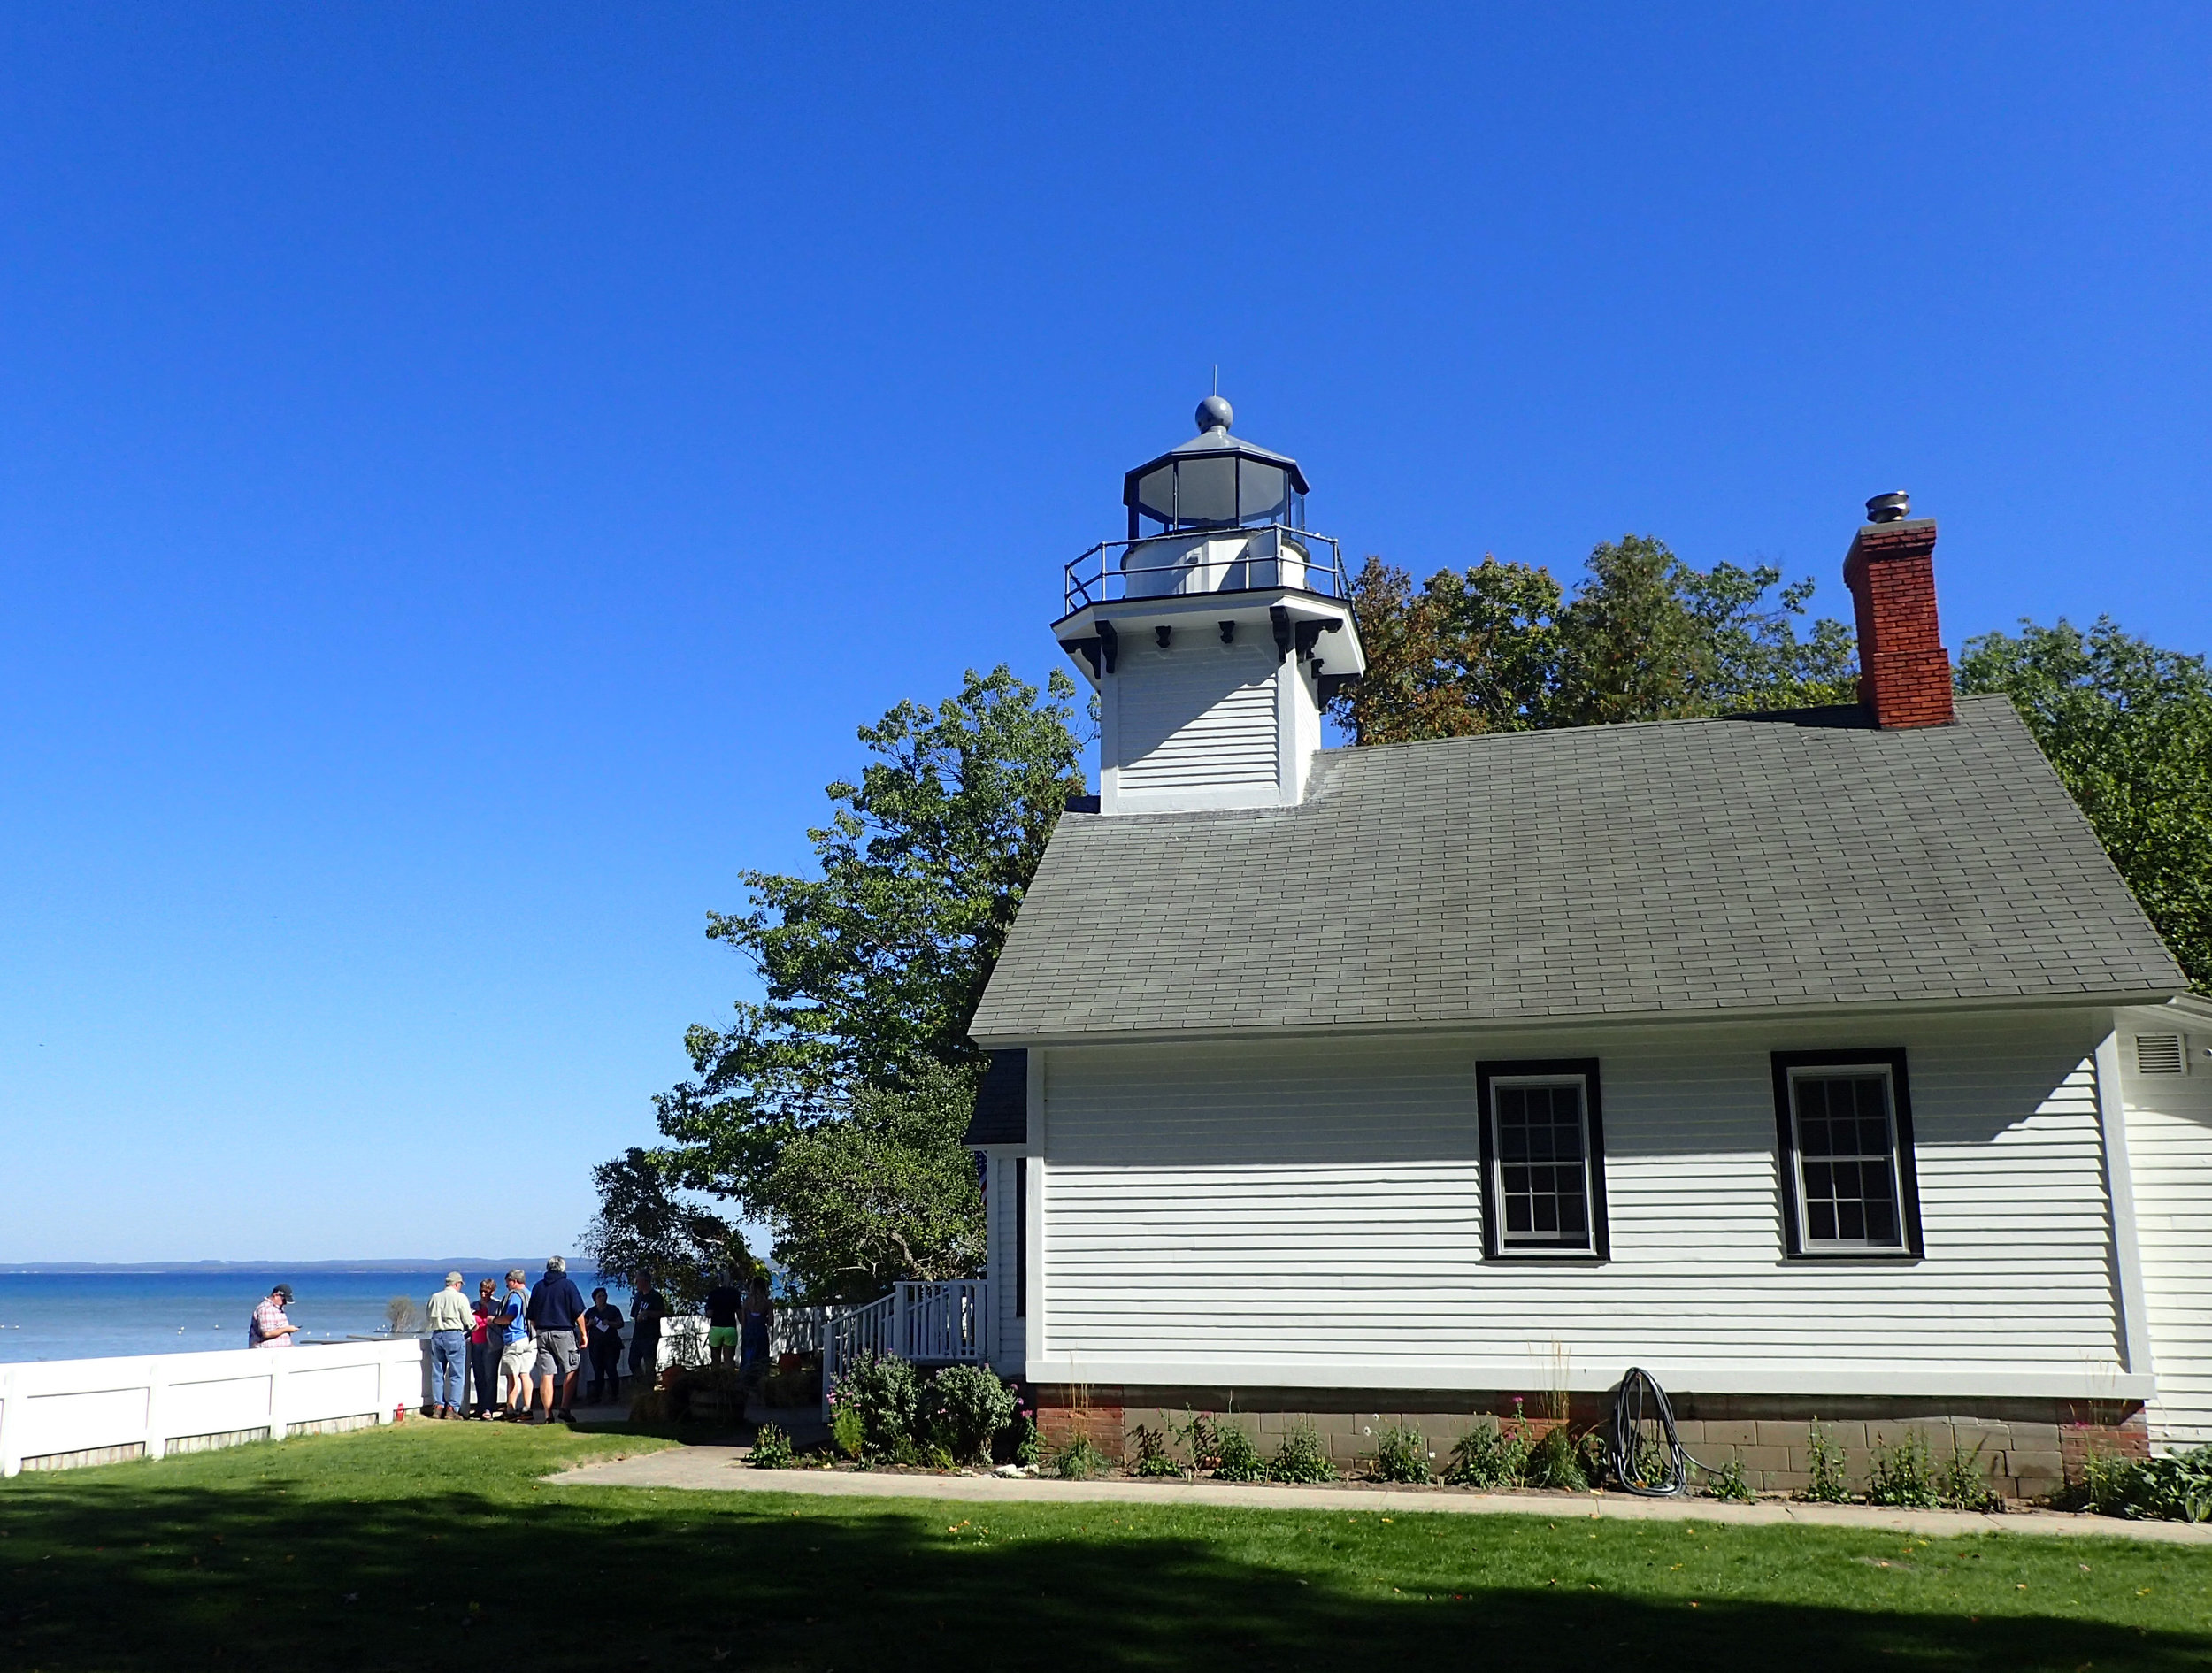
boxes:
[1609,1365,1691,1496]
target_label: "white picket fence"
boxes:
[821,1280,990,1415]
[0,1339,429,1477]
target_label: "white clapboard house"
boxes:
[960,397,2210,1495]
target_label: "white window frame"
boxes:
[1487,1072,1597,1255]
[1786,1063,1908,1254]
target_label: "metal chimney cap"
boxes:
[1195,394,1234,434]
[1866,491,1911,523]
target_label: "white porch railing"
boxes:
[821,1280,991,1415]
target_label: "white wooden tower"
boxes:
[1055,396,1366,814]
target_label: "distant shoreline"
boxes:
[0,1260,550,1275]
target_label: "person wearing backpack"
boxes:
[249,1284,298,1349]
[495,1269,535,1419]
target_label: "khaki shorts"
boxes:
[534,1330,580,1378]
[499,1336,538,1388]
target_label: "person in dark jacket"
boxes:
[628,1271,667,1386]
[525,1255,588,1423]
[583,1288,626,1404]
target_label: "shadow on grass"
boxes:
[1,1467,2201,1672]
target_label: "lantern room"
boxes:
[1122,395,1310,538]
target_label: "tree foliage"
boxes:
[1956,618,2212,990]
[590,664,1086,1301]
[1332,537,1857,743]
[764,1057,987,1301]
[578,1147,751,1308]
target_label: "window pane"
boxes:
[1792,1071,1902,1249]
[1174,457,1237,526]
[1134,465,1174,522]
[1237,459,1288,522]
[1494,1079,1593,1249]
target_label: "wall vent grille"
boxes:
[2134,1033,2187,1077]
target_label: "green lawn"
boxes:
[2,1424,2208,1671]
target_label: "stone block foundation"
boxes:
[1025,1385,2149,1503]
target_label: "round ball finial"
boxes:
[1195,394,1233,434]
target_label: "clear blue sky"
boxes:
[2,6,2205,1262]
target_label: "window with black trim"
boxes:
[1477,1059,1609,1258]
[1771,1048,1924,1258]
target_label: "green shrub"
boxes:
[918,1364,1018,1465]
[1618,1432,1673,1493]
[1443,1417,1527,1489]
[1129,1424,1182,1478]
[1173,1412,1225,1472]
[1702,1458,1755,1502]
[749,1422,794,1469]
[2078,1444,2212,1523]
[1367,1423,1431,1485]
[1577,1429,1614,1488]
[1269,1423,1336,1484]
[1052,1434,1108,1480]
[1801,1418,1851,1504]
[1937,1438,2002,1512]
[1210,1422,1267,1483]
[1866,1430,1939,1508]
[1172,1411,1268,1481]
[1008,1408,1041,1468]
[830,1406,864,1461]
[921,1443,956,1470]
[1523,1424,1589,1491]
[830,1351,919,1462]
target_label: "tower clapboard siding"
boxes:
[1115,637,1279,794]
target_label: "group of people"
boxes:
[250,1261,675,1424]
[249,1261,777,1424]
[421,1259,672,1423]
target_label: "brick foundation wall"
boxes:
[1843,517,1955,729]
[1027,1385,2147,1502]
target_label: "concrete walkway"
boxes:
[544,1446,2212,1545]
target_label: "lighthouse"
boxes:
[1056,396,1366,814]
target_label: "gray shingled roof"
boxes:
[970,695,2185,1043]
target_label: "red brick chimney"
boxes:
[1843,493,1954,728]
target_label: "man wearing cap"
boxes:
[526,1255,588,1424]
[250,1284,298,1349]
[424,1272,474,1418]
[495,1269,536,1419]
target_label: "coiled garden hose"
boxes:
[1609,1365,1722,1497]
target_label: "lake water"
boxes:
[0,1269,618,1363]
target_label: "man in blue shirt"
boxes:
[526,1255,589,1424]
[495,1269,534,1420]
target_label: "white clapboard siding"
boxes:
[2121,1023,2212,1446]
[1027,1011,2130,1396]
[1117,639,1278,792]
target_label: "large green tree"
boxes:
[1331,537,1856,744]
[762,1057,988,1301]
[594,664,1087,1299]
[1957,618,2212,990]
[577,1148,751,1307]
